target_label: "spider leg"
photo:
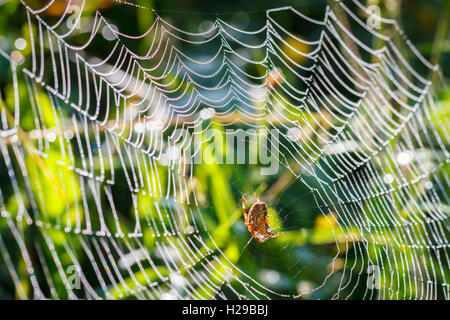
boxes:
[255,193,259,202]
[265,208,273,225]
[241,195,248,226]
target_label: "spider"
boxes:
[241,194,279,243]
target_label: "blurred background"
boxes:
[0,0,449,300]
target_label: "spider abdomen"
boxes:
[246,201,278,243]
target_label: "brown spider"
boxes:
[241,194,279,243]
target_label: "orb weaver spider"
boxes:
[241,194,279,243]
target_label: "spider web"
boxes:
[0,0,449,300]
